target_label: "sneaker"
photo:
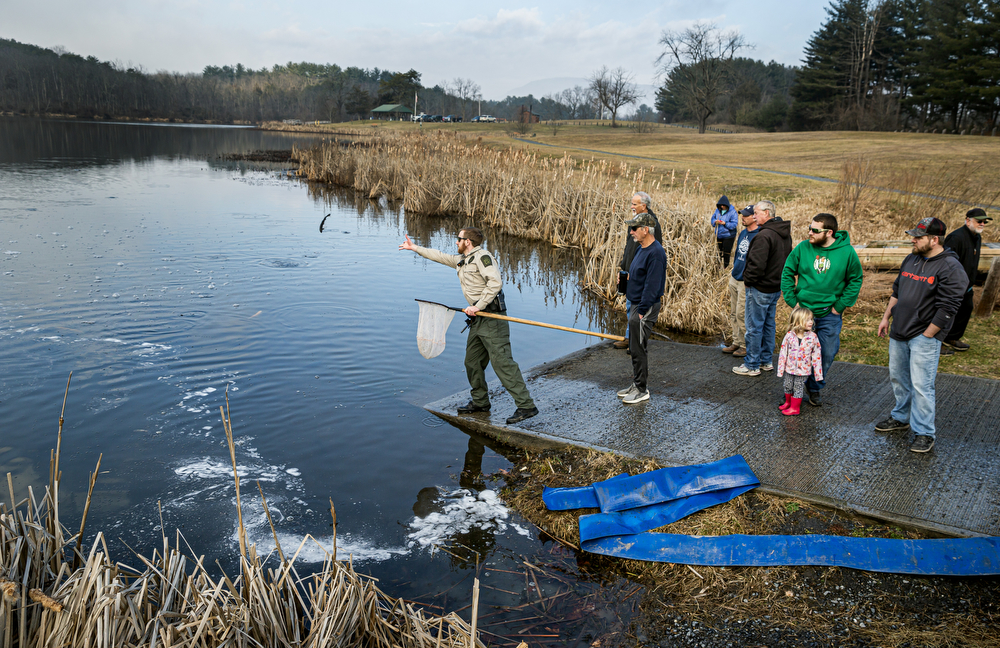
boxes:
[617,384,638,398]
[506,407,539,424]
[732,364,760,376]
[807,390,822,407]
[613,339,629,349]
[457,401,491,414]
[910,435,935,453]
[732,348,747,357]
[760,363,774,371]
[622,389,650,404]
[944,338,970,351]
[722,344,739,354]
[940,345,955,356]
[874,417,909,432]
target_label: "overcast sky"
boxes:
[5,1,829,99]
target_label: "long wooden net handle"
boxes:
[474,311,625,341]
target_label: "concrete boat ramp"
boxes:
[426,340,1000,538]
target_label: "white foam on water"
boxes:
[41,336,61,340]
[406,488,531,549]
[285,468,301,476]
[253,531,409,565]
[16,327,39,333]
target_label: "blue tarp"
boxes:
[543,455,1000,576]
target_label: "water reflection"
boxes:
[0,116,320,167]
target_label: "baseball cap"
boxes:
[626,213,657,228]
[966,207,992,223]
[905,217,946,238]
[739,204,755,217]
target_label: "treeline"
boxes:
[790,0,1000,132]
[0,37,591,123]
[656,58,798,132]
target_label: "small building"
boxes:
[370,104,414,121]
[517,105,540,124]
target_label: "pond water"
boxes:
[0,118,637,645]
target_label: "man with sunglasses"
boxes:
[399,227,538,425]
[780,213,864,406]
[874,217,967,453]
[617,212,667,404]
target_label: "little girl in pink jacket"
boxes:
[777,306,824,416]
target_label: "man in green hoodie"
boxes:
[780,213,864,406]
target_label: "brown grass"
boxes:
[283,124,999,341]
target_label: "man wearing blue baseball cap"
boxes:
[874,217,968,453]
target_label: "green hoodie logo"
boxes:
[814,255,831,274]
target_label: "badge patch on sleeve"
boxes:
[481,256,493,267]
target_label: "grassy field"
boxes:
[314,119,1000,215]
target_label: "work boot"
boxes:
[807,390,822,407]
[732,348,746,357]
[457,401,491,414]
[722,344,739,354]
[779,393,792,412]
[944,338,969,351]
[782,397,802,416]
[506,407,539,424]
[613,339,629,349]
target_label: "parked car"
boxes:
[444,115,463,123]
[479,115,497,123]
[471,116,481,122]
[412,113,428,122]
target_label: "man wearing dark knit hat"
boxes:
[874,217,968,453]
[942,208,991,352]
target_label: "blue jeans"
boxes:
[744,287,779,370]
[806,311,843,393]
[889,335,941,438]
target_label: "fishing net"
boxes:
[416,301,457,359]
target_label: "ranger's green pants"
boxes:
[465,314,535,410]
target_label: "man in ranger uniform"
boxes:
[399,227,539,425]
[780,212,864,406]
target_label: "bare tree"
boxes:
[656,22,750,134]
[451,77,481,122]
[559,85,596,119]
[589,66,639,127]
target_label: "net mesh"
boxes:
[416,301,457,359]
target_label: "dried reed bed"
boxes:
[294,132,728,334]
[1,384,483,648]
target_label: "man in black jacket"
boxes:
[874,217,968,454]
[942,208,991,352]
[734,200,792,376]
[614,192,663,350]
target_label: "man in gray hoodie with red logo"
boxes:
[875,217,968,454]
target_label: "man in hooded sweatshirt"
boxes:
[875,217,968,454]
[780,213,864,406]
[711,195,739,268]
[734,200,792,376]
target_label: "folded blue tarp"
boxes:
[543,455,1000,576]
